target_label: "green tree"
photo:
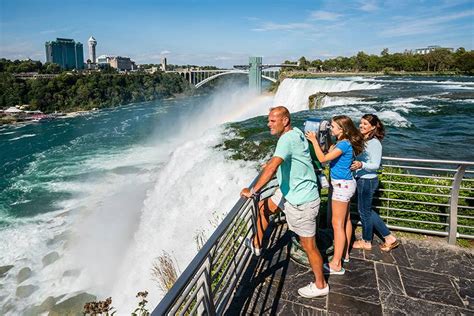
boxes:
[355,51,369,71]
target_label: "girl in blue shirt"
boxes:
[306,115,364,274]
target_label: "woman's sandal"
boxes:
[380,240,400,252]
[352,240,372,250]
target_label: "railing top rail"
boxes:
[382,156,474,166]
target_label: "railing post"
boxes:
[250,196,260,237]
[448,164,467,245]
[197,256,216,315]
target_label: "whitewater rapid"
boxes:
[273,78,382,112]
[6,75,469,314]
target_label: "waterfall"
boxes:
[273,78,382,112]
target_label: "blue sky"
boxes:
[1,0,473,67]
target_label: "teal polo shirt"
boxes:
[273,127,319,205]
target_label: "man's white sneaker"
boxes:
[298,282,329,298]
[244,237,261,257]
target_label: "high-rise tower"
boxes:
[45,38,84,69]
[88,36,97,63]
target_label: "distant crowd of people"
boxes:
[240,106,399,298]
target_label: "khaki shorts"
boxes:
[271,189,320,237]
[331,179,356,202]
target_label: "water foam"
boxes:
[109,87,273,311]
[0,85,274,314]
[8,133,36,141]
[273,78,382,112]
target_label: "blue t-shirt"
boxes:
[273,128,319,205]
[329,140,354,180]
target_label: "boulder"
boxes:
[1,299,14,314]
[16,284,39,298]
[49,292,96,316]
[17,267,32,283]
[23,296,57,316]
[42,252,60,267]
[0,265,13,278]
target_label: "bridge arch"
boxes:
[194,70,277,88]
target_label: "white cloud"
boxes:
[252,22,313,32]
[358,0,378,12]
[160,50,171,55]
[310,10,342,21]
[0,42,44,61]
[215,56,232,61]
[380,10,474,37]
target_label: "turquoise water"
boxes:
[0,76,473,313]
[0,98,199,220]
[1,76,473,220]
[259,76,474,161]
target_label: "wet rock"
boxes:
[47,231,69,246]
[0,265,13,278]
[42,251,60,267]
[1,299,14,314]
[49,292,96,316]
[63,269,81,277]
[24,295,57,316]
[16,284,39,298]
[17,267,32,283]
[41,296,57,310]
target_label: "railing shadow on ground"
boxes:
[225,223,291,315]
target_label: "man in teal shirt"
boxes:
[241,106,328,298]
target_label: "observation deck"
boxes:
[225,223,473,315]
[152,157,474,315]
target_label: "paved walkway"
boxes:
[227,223,473,315]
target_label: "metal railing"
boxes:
[373,157,474,245]
[152,157,473,315]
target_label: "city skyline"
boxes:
[1,0,473,68]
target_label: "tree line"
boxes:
[0,59,192,113]
[285,48,474,74]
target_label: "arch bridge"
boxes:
[168,57,296,93]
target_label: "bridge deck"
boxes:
[226,222,473,315]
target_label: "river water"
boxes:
[0,76,473,313]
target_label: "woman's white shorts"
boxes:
[331,179,356,202]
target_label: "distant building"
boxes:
[88,36,97,63]
[45,38,84,70]
[160,57,167,71]
[144,66,159,74]
[97,55,136,71]
[414,45,454,55]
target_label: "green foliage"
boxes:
[216,119,277,162]
[282,48,474,74]
[377,167,474,235]
[0,71,191,113]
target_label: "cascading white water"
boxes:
[102,88,275,312]
[1,77,390,314]
[273,78,382,111]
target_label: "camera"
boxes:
[304,118,331,153]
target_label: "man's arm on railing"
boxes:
[241,157,283,198]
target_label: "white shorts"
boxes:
[331,179,356,202]
[271,189,320,237]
